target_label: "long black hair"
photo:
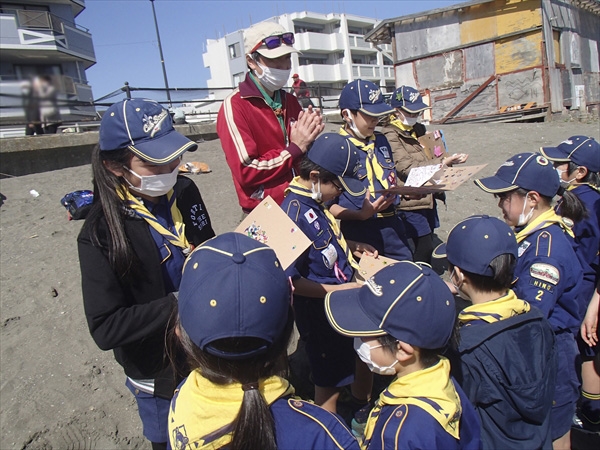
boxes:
[174,308,295,450]
[82,144,141,278]
[511,187,587,224]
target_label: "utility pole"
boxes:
[149,0,172,108]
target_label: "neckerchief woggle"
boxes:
[339,127,389,197]
[118,187,191,254]
[364,358,462,442]
[170,372,294,450]
[285,178,360,281]
[458,290,531,325]
[515,207,574,243]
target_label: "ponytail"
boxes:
[231,386,277,450]
[557,189,587,223]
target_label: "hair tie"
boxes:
[242,382,259,392]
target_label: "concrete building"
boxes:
[200,11,394,113]
[366,0,600,123]
[0,0,96,136]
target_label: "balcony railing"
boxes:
[14,9,89,33]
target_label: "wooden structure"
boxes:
[366,0,600,123]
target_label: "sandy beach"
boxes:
[1,120,599,449]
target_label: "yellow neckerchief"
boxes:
[285,178,360,270]
[458,290,531,325]
[339,127,389,195]
[515,207,574,243]
[389,115,418,139]
[364,358,461,441]
[118,188,190,251]
[169,372,294,450]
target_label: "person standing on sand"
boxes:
[217,22,324,215]
[77,98,215,450]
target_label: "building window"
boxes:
[232,72,244,86]
[228,42,241,60]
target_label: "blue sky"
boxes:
[78,0,462,101]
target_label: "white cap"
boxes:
[244,22,298,58]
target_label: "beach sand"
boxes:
[1,121,598,449]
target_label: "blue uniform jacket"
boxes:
[364,380,481,450]
[455,307,556,450]
[514,224,584,334]
[282,183,355,284]
[570,184,600,304]
[337,132,398,217]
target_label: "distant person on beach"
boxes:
[34,75,61,134]
[21,76,42,136]
[167,233,360,450]
[218,22,324,215]
[292,73,314,108]
[77,98,215,450]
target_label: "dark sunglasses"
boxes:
[252,32,294,53]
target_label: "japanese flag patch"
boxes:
[530,263,560,285]
[304,208,317,224]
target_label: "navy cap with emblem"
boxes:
[475,152,560,198]
[177,232,290,360]
[99,98,197,164]
[325,261,456,349]
[390,86,431,113]
[540,136,600,173]
[432,215,518,277]
[339,79,393,117]
[307,133,366,197]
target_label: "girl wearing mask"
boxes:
[475,152,586,449]
[381,86,468,264]
[78,98,215,449]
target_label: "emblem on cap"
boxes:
[369,89,381,104]
[409,91,419,102]
[143,109,168,138]
[365,277,383,297]
[536,155,549,166]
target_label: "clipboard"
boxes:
[235,196,312,270]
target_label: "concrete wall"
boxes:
[0,123,218,178]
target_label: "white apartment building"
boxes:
[202,11,394,106]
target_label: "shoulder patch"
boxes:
[530,263,560,285]
[518,240,531,257]
[304,208,317,224]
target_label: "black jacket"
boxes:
[78,176,215,398]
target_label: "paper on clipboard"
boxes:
[405,164,444,187]
[235,196,311,270]
[355,254,400,282]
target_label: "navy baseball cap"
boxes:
[475,152,560,198]
[178,233,290,360]
[99,98,197,164]
[339,79,393,117]
[540,136,600,173]
[325,261,456,349]
[390,86,430,113]
[308,133,366,197]
[432,215,518,276]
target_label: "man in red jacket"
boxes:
[292,73,314,108]
[217,22,324,214]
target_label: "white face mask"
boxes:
[255,59,291,92]
[555,167,577,187]
[343,109,368,140]
[124,165,179,197]
[354,338,399,376]
[517,193,534,226]
[311,179,322,202]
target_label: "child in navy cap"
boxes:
[78,98,215,449]
[324,261,481,449]
[475,152,586,447]
[329,79,413,262]
[433,215,556,449]
[542,136,600,432]
[281,132,377,416]
[168,233,360,450]
[380,85,468,264]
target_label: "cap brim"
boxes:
[539,146,570,162]
[129,129,198,165]
[324,289,386,338]
[401,102,431,113]
[255,45,298,59]
[431,242,447,259]
[340,176,367,197]
[474,176,517,194]
[359,103,394,117]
